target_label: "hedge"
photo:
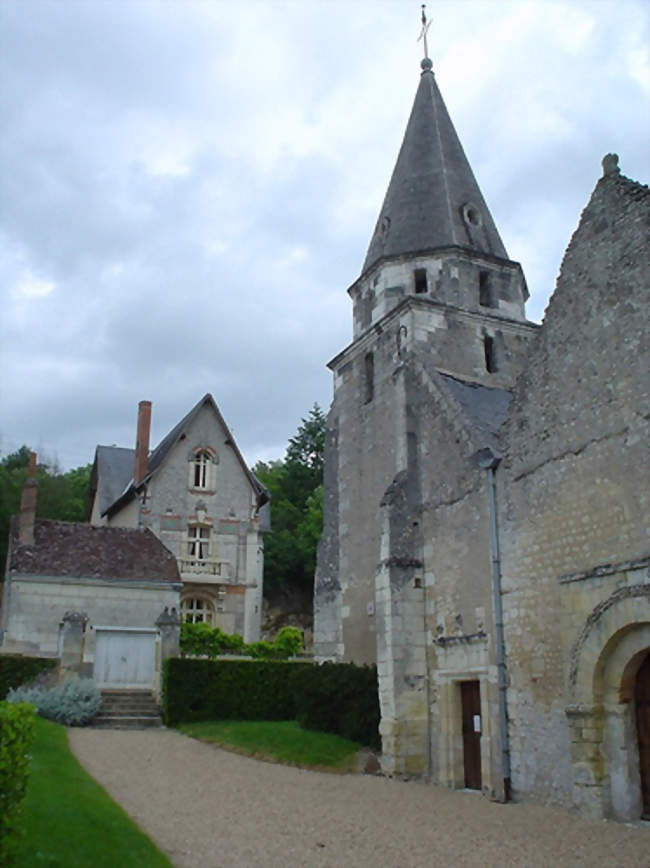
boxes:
[163,657,381,750]
[0,655,58,700]
[292,662,381,750]
[0,701,36,866]
[163,658,312,726]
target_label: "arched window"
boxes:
[181,596,215,625]
[188,447,216,491]
[193,452,209,488]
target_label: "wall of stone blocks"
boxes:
[2,576,180,660]
[499,169,650,814]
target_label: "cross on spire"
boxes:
[418,4,432,64]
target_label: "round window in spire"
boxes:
[462,202,483,228]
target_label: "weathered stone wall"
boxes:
[2,576,180,658]
[499,165,650,816]
[350,250,528,337]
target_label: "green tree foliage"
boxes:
[0,448,92,570]
[253,405,326,597]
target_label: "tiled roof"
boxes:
[10,519,181,583]
[439,373,512,453]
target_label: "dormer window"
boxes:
[188,447,217,491]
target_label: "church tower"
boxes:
[314,22,538,792]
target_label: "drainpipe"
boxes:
[476,446,511,802]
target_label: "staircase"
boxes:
[92,689,163,729]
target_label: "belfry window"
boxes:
[414,268,428,294]
[484,335,497,373]
[479,271,495,308]
[364,352,374,403]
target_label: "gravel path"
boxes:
[68,728,649,868]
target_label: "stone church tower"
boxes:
[314,52,537,795]
[314,37,650,818]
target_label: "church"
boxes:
[313,46,649,821]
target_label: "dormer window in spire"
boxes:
[462,202,483,228]
[414,268,428,294]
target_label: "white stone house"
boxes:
[89,394,269,642]
[1,453,182,691]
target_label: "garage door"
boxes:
[94,628,156,688]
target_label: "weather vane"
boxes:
[418,4,432,62]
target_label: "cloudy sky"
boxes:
[1,0,648,472]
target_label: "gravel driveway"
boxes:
[68,728,648,868]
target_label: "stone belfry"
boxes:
[314,13,538,789]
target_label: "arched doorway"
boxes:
[635,651,650,819]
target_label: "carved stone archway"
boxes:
[566,584,650,820]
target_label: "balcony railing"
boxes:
[178,557,232,583]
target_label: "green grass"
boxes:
[14,717,172,868]
[177,719,362,771]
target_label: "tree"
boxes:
[253,404,326,599]
[0,448,92,570]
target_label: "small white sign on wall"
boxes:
[473,714,481,733]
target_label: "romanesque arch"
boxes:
[566,584,650,820]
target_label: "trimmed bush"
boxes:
[8,676,102,726]
[0,655,58,700]
[179,622,303,660]
[293,662,381,750]
[0,701,35,866]
[163,658,312,726]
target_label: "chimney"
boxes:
[134,400,152,485]
[19,451,38,545]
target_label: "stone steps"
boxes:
[92,689,163,729]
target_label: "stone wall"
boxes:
[2,575,180,660]
[499,164,650,817]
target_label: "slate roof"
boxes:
[438,373,512,453]
[10,519,181,583]
[100,394,269,518]
[92,445,134,517]
[362,62,508,276]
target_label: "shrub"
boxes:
[163,658,312,726]
[0,701,35,866]
[0,655,58,700]
[179,623,303,660]
[8,676,102,726]
[293,662,381,750]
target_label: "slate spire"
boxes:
[362,57,508,276]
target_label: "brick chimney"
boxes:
[19,451,38,545]
[134,400,152,485]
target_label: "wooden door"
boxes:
[94,630,156,688]
[461,680,482,790]
[635,651,650,819]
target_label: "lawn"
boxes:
[177,719,362,771]
[15,717,172,868]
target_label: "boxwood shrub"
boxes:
[0,655,58,700]
[293,661,381,750]
[163,658,312,726]
[0,701,35,866]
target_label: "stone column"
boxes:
[156,607,181,661]
[60,611,88,672]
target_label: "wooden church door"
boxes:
[461,680,482,790]
[635,651,650,819]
